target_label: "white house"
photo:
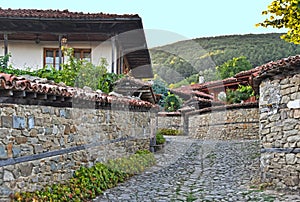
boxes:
[0,8,153,79]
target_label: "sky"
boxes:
[0,0,285,47]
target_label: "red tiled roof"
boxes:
[0,73,155,109]
[0,8,139,19]
[190,77,238,90]
[171,86,214,100]
[115,76,151,87]
[253,55,300,90]
[256,55,300,74]
[184,96,224,106]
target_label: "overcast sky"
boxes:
[0,0,285,47]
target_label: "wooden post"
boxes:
[4,33,8,56]
[3,33,8,68]
[111,36,116,73]
[58,35,62,70]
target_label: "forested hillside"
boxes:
[150,33,300,85]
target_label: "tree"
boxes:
[152,75,169,107]
[216,56,252,79]
[256,0,300,44]
[164,92,182,112]
[199,68,220,82]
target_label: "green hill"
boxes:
[150,33,300,85]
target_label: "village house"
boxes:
[0,8,153,79]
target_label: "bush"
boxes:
[156,133,166,145]
[11,150,156,201]
[152,76,169,107]
[226,85,254,104]
[164,92,182,112]
[98,72,124,93]
[74,58,107,90]
[157,128,183,136]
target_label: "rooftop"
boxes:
[0,8,139,19]
[0,73,156,111]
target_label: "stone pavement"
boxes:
[94,136,300,202]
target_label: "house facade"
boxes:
[0,8,153,79]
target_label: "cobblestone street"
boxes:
[95,136,300,202]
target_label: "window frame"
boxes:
[43,48,92,68]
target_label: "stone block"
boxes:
[281,96,290,104]
[15,137,27,144]
[29,129,38,137]
[0,145,7,159]
[19,164,33,177]
[27,116,35,129]
[1,116,12,128]
[285,176,299,186]
[3,170,14,181]
[44,127,53,135]
[269,114,280,122]
[41,106,54,114]
[286,153,297,165]
[0,185,13,196]
[294,109,300,119]
[0,128,10,139]
[287,99,300,109]
[287,135,300,143]
[33,144,43,154]
[64,125,70,135]
[12,116,26,129]
[34,117,44,126]
[283,130,298,137]
[12,146,21,158]
[280,78,290,85]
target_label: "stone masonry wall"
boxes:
[188,106,259,140]
[0,104,154,199]
[157,112,184,132]
[259,74,300,191]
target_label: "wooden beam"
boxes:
[13,91,26,98]
[0,89,13,96]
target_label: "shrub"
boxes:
[226,85,254,104]
[152,77,169,108]
[157,128,183,136]
[98,72,124,93]
[164,92,182,112]
[156,133,166,145]
[75,58,108,90]
[11,150,156,201]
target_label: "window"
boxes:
[44,48,61,70]
[74,49,91,62]
[44,48,91,69]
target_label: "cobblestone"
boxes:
[95,136,300,202]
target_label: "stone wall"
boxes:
[0,104,154,199]
[187,104,259,140]
[259,74,300,191]
[157,112,184,132]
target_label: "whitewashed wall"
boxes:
[0,40,114,72]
